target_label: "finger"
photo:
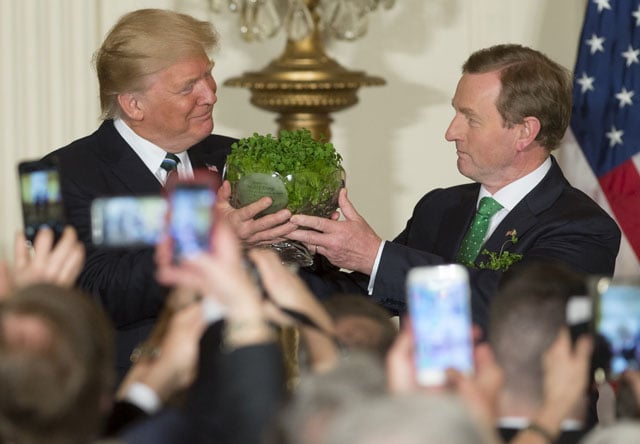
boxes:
[235,197,274,220]
[388,324,415,359]
[0,262,13,299]
[30,228,55,270]
[55,242,85,286]
[244,221,298,245]
[471,324,485,344]
[473,341,496,370]
[445,367,463,387]
[157,258,210,294]
[338,188,361,221]
[574,334,593,361]
[155,234,174,271]
[289,213,330,231]
[245,209,292,233]
[46,227,79,273]
[262,300,296,326]
[284,228,325,249]
[248,248,292,289]
[13,230,30,271]
[212,208,243,265]
[217,180,232,201]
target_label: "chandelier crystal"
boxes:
[208,0,395,42]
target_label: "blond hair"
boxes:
[94,8,219,119]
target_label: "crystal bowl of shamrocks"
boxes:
[223,129,345,267]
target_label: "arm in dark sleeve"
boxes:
[62,173,167,328]
[184,322,285,444]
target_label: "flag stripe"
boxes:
[599,159,640,258]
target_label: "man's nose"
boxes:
[198,77,217,105]
[445,115,461,141]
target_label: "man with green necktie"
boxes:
[288,44,621,332]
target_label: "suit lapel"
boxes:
[434,185,480,258]
[93,121,164,194]
[482,156,567,253]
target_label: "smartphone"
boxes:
[406,264,474,386]
[567,295,592,344]
[91,195,167,247]
[167,175,216,261]
[18,160,66,243]
[591,276,640,378]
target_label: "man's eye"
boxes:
[180,85,194,94]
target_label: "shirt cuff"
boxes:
[367,240,386,295]
[123,382,162,415]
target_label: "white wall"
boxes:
[0,0,587,258]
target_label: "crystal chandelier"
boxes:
[208,0,396,42]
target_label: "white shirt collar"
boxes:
[113,119,193,184]
[478,157,552,211]
[476,157,552,241]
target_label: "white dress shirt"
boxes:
[114,119,194,186]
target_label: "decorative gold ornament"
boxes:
[219,0,389,140]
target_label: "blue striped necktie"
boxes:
[160,153,180,185]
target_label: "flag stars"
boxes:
[593,0,611,13]
[605,126,624,147]
[633,4,640,26]
[615,87,635,107]
[586,33,605,54]
[622,45,640,67]
[577,72,595,93]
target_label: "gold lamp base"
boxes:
[224,1,385,141]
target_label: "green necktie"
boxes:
[456,197,503,265]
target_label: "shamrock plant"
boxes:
[476,229,524,271]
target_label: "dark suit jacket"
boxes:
[302,157,621,331]
[118,322,285,444]
[42,120,236,378]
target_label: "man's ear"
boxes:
[117,93,144,121]
[516,116,541,151]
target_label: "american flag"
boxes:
[566,0,640,275]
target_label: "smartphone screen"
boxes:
[91,195,167,247]
[18,160,65,242]
[593,277,640,378]
[407,264,473,386]
[168,182,216,261]
[567,296,592,344]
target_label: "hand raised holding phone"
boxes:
[406,264,475,386]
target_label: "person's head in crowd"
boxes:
[326,394,499,444]
[270,351,386,444]
[447,44,572,191]
[95,8,219,152]
[321,294,398,358]
[0,284,114,444]
[488,261,589,419]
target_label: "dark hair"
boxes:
[463,44,572,151]
[0,284,114,444]
[323,294,398,357]
[488,261,587,403]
